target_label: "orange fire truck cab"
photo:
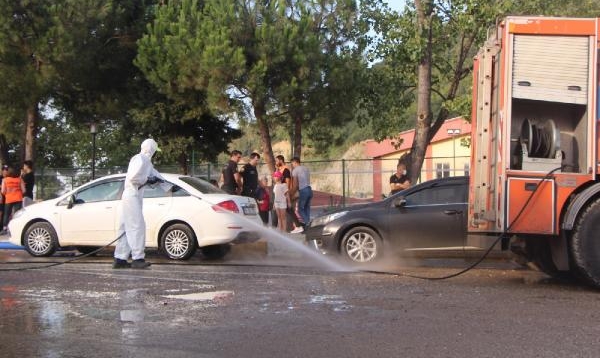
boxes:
[468,16,600,286]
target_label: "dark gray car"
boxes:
[305,176,468,264]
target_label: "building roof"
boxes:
[365,116,471,158]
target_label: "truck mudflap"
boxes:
[466,233,503,251]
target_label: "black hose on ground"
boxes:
[0,232,125,271]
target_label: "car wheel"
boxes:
[200,244,231,260]
[341,226,382,263]
[24,222,58,257]
[160,223,197,260]
[76,246,101,256]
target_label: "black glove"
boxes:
[146,176,163,185]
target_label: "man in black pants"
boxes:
[221,150,242,195]
[240,152,260,198]
[21,160,35,207]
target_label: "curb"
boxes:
[0,241,23,250]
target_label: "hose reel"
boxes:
[521,119,560,159]
[514,118,562,172]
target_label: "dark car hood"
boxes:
[334,201,386,214]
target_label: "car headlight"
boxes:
[310,211,348,227]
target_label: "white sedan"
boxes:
[8,173,262,260]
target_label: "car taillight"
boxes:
[212,200,240,213]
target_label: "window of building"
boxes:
[436,163,450,178]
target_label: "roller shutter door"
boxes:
[512,35,589,104]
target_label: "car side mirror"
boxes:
[67,195,84,209]
[393,196,407,208]
[67,195,75,209]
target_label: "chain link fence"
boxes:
[33,155,470,213]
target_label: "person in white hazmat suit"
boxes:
[113,138,165,269]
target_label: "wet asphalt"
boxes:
[1,235,599,358]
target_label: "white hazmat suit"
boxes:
[114,138,164,263]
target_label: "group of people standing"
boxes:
[0,160,35,234]
[221,151,313,234]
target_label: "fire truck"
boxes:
[469,16,600,286]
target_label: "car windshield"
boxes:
[179,176,224,194]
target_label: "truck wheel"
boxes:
[570,199,600,287]
[526,237,572,281]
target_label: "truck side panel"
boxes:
[469,16,599,236]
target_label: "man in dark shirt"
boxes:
[221,150,242,195]
[241,152,260,198]
[21,160,34,206]
[390,162,411,195]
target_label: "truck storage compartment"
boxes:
[512,35,590,105]
[506,177,556,234]
[509,34,592,174]
[509,99,587,173]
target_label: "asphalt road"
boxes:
[1,246,598,358]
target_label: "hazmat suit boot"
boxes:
[112,258,131,269]
[131,259,151,269]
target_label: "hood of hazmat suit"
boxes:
[140,138,161,159]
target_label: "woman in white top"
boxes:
[272,171,289,232]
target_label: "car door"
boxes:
[142,183,173,246]
[387,179,467,250]
[60,179,124,244]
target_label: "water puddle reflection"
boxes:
[162,290,234,303]
[120,309,145,323]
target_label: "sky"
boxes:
[385,0,406,11]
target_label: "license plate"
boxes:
[242,205,257,215]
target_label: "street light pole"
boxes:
[447,128,461,176]
[90,122,97,180]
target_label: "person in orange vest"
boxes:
[1,166,25,233]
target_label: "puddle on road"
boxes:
[257,293,353,314]
[309,294,352,312]
[162,290,234,303]
[120,309,145,322]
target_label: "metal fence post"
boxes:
[342,159,346,208]
[40,166,44,200]
[191,148,195,177]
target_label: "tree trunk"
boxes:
[409,0,434,184]
[254,102,276,173]
[178,152,188,175]
[0,134,8,165]
[293,109,302,158]
[24,103,39,162]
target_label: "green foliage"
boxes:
[1,0,599,172]
[127,90,242,164]
[360,0,600,145]
[135,0,244,110]
[136,0,365,170]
